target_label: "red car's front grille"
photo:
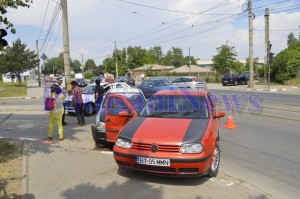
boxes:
[132,142,179,152]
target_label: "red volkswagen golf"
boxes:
[112,88,225,177]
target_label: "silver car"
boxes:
[172,76,207,89]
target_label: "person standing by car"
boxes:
[56,77,68,126]
[47,84,65,141]
[94,79,105,112]
[71,80,85,126]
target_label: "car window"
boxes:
[162,79,171,86]
[172,78,180,83]
[140,95,208,119]
[141,80,149,87]
[186,78,193,82]
[107,97,127,116]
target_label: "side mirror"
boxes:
[118,110,130,117]
[215,111,225,118]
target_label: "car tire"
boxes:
[222,83,226,86]
[244,80,248,85]
[207,143,220,177]
[84,102,95,116]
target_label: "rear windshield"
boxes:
[102,93,145,113]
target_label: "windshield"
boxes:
[82,85,95,94]
[140,95,209,119]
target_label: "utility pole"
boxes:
[61,0,71,88]
[114,40,118,79]
[264,8,269,84]
[36,40,41,87]
[248,0,254,88]
[188,47,191,76]
[81,53,84,78]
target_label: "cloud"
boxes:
[4,0,300,65]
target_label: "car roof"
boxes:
[154,88,207,96]
[108,87,142,94]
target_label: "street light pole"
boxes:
[36,40,41,87]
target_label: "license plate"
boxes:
[224,81,228,82]
[136,156,170,167]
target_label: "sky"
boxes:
[5,0,300,65]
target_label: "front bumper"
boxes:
[91,124,107,146]
[113,150,211,177]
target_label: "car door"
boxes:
[105,94,138,143]
[172,78,181,87]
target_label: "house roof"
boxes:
[170,65,213,73]
[132,64,174,71]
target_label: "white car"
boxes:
[65,82,130,115]
[172,76,207,89]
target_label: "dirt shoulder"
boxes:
[0,139,23,199]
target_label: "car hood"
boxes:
[119,117,209,144]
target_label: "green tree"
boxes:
[84,59,96,71]
[271,33,300,83]
[71,59,82,73]
[44,52,64,75]
[0,0,32,34]
[162,47,185,67]
[144,46,163,64]
[287,32,300,48]
[212,44,238,74]
[127,46,147,69]
[0,38,38,84]
[103,57,116,75]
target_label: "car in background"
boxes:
[90,76,106,84]
[137,78,175,98]
[112,88,225,177]
[114,76,135,86]
[91,88,146,147]
[65,82,130,116]
[74,78,88,87]
[221,74,246,86]
[172,76,207,89]
[241,71,258,81]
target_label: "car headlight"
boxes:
[180,143,203,154]
[96,121,105,130]
[116,138,132,149]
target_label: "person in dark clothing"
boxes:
[71,80,85,126]
[94,79,105,112]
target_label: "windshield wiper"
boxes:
[181,110,199,116]
[145,111,178,117]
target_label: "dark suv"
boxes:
[222,74,246,86]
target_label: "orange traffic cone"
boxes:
[224,106,237,129]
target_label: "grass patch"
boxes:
[284,78,300,86]
[0,140,17,163]
[0,82,27,97]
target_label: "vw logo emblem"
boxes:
[150,144,158,152]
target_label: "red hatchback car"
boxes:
[112,88,225,177]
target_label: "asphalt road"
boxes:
[210,89,300,199]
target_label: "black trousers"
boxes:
[62,103,66,124]
[75,103,85,125]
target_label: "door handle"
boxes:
[106,119,111,122]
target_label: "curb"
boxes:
[21,140,29,199]
[0,96,39,100]
[246,88,288,92]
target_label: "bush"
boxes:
[284,78,300,86]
